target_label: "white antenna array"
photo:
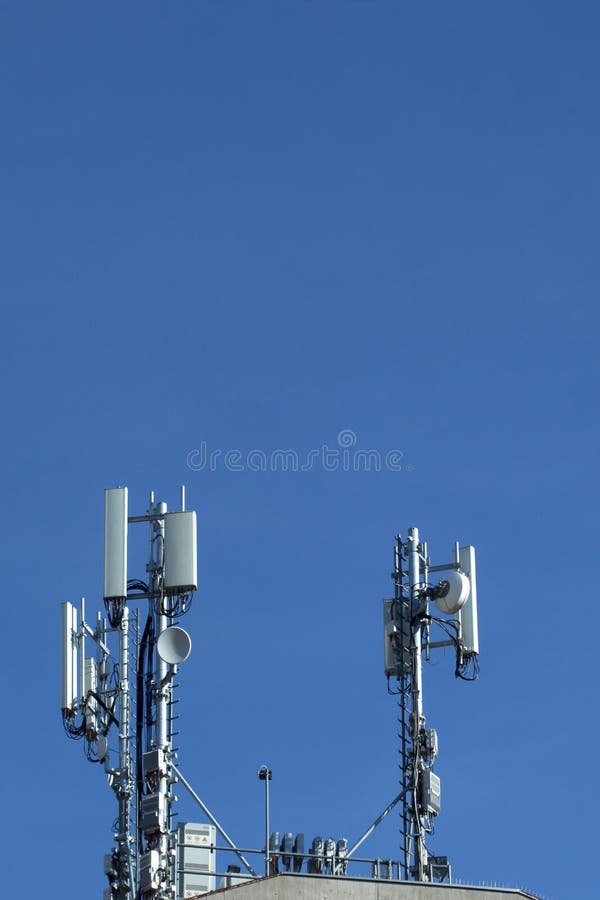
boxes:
[61,487,197,900]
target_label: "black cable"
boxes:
[109,663,120,690]
[456,653,480,681]
[104,597,125,628]
[128,579,149,595]
[425,614,479,680]
[145,613,155,743]
[159,591,194,617]
[387,678,402,696]
[62,709,86,739]
[84,739,102,763]
[136,610,154,832]
[87,691,119,728]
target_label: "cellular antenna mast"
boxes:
[61,499,482,894]
[383,527,479,883]
[61,487,197,900]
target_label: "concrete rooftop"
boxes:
[193,873,542,900]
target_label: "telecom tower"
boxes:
[61,487,197,900]
[61,494,482,895]
[383,527,479,883]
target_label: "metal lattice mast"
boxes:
[392,537,411,879]
[147,499,172,896]
[393,529,427,881]
[117,604,135,894]
[406,527,427,881]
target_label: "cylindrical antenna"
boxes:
[180,484,186,511]
[80,596,85,708]
[104,488,128,601]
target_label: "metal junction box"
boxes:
[140,793,165,833]
[383,599,411,677]
[143,748,167,779]
[140,850,161,893]
[420,770,441,816]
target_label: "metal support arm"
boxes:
[346,788,408,860]
[172,764,258,877]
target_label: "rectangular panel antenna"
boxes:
[61,601,78,709]
[383,598,410,676]
[84,656,98,735]
[457,545,479,654]
[164,511,197,592]
[104,487,128,600]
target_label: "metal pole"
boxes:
[152,500,170,895]
[407,526,426,881]
[346,787,408,859]
[257,765,272,875]
[265,774,270,875]
[118,603,133,897]
[265,778,271,875]
[172,764,258,877]
[134,605,140,897]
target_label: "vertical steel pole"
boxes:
[134,605,140,895]
[407,526,426,881]
[152,501,170,896]
[258,766,272,876]
[265,775,270,876]
[118,603,133,896]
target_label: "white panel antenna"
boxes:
[457,545,479,655]
[383,600,398,677]
[104,487,128,600]
[61,601,78,709]
[164,511,197,592]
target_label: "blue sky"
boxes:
[1,3,598,899]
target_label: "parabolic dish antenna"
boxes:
[433,569,470,615]
[96,736,109,763]
[156,626,192,665]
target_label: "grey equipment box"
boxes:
[420,770,441,816]
[176,822,216,899]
